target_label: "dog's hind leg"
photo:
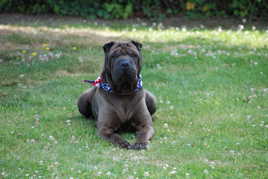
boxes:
[77,88,96,118]
[144,90,157,115]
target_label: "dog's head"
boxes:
[101,40,142,94]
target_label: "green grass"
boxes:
[0,16,268,179]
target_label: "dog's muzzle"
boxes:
[112,57,137,82]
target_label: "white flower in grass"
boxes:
[185,173,190,176]
[30,139,36,143]
[156,64,162,69]
[34,114,40,121]
[250,88,256,92]
[246,115,252,120]
[1,172,7,177]
[163,163,169,169]
[66,120,71,126]
[203,169,209,174]
[230,150,235,154]
[106,171,112,176]
[163,123,169,128]
[170,49,178,56]
[238,25,244,31]
[169,170,177,175]
[96,171,102,176]
[54,52,62,59]
[163,136,168,140]
[49,136,54,140]
[144,171,150,176]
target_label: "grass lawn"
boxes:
[0,15,267,178]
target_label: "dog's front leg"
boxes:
[130,111,154,150]
[97,114,130,149]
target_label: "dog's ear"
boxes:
[131,40,142,51]
[103,41,115,54]
[101,42,114,83]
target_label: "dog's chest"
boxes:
[103,91,144,122]
[115,100,135,122]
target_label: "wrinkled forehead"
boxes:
[109,42,140,57]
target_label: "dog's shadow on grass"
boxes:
[71,115,96,125]
[68,115,98,134]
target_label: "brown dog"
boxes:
[77,41,156,150]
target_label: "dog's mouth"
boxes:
[118,81,137,93]
[112,71,138,94]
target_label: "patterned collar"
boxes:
[83,75,143,93]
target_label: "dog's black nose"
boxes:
[120,61,129,68]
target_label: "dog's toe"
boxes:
[128,143,147,150]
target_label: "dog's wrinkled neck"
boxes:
[112,76,138,95]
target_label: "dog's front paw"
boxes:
[128,143,147,150]
[118,141,131,149]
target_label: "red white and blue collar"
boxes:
[84,75,143,93]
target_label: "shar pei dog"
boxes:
[77,41,156,150]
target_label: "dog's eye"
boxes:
[130,53,138,58]
[110,54,119,59]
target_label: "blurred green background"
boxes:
[0,0,267,20]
